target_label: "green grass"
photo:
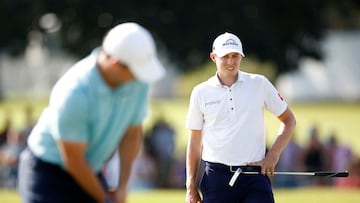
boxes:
[273,187,360,203]
[129,188,360,203]
[1,188,359,203]
[0,190,21,203]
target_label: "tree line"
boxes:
[1,0,359,76]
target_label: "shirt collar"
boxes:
[208,70,245,87]
[87,49,113,95]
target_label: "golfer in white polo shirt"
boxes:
[18,22,165,203]
[185,32,296,203]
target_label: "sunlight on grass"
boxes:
[274,187,360,203]
[1,187,359,203]
[0,190,21,203]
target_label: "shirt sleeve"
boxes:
[49,87,89,142]
[186,86,204,130]
[262,77,288,117]
[129,84,149,125]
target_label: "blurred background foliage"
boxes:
[1,0,360,77]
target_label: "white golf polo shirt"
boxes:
[186,71,287,166]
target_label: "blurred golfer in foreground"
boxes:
[18,22,165,203]
[185,32,296,203]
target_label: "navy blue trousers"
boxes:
[18,148,108,203]
[201,162,274,203]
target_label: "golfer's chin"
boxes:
[225,67,237,72]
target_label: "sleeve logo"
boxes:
[278,93,284,101]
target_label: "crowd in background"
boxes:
[0,109,360,190]
[0,106,34,188]
[273,125,360,188]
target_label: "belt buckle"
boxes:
[230,165,237,173]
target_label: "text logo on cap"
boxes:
[222,39,238,47]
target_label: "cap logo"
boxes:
[222,39,238,47]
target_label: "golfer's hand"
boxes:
[186,187,202,203]
[248,153,279,176]
[113,187,127,203]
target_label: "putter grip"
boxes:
[314,171,349,177]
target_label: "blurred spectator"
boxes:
[168,156,186,188]
[274,133,304,187]
[334,157,360,188]
[324,132,354,185]
[324,132,353,172]
[128,148,157,191]
[19,106,35,146]
[0,117,11,147]
[303,125,326,185]
[0,129,23,188]
[146,118,176,188]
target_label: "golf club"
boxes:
[241,171,349,177]
[229,168,349,187]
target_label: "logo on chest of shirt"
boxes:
[205,100,221,107]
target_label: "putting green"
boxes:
[1,188,359,203]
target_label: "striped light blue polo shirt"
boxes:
[28,49,149,172]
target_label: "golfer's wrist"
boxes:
[186,181,197,190]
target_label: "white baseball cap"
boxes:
[212,32,245,57]
[102,22,165,83]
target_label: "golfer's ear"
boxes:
[104,54,120,66]
[210,53,216,62]
[110,58,128,70]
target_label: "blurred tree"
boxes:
[0,0,359,76]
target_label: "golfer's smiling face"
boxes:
[214,52,243,76]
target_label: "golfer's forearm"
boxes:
[269,130,293,156]
[58,141,106,202]
[118,127,143,189]
[186,142,201,189]
[66,160,107,203]
[118,150,138,190]
[186,156,200,189]
[118,163,132,191]
[270,108,296,155]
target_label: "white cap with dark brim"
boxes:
[102,22,165,83]
[212,32,245,57]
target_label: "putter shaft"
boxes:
[241,171,349,177]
